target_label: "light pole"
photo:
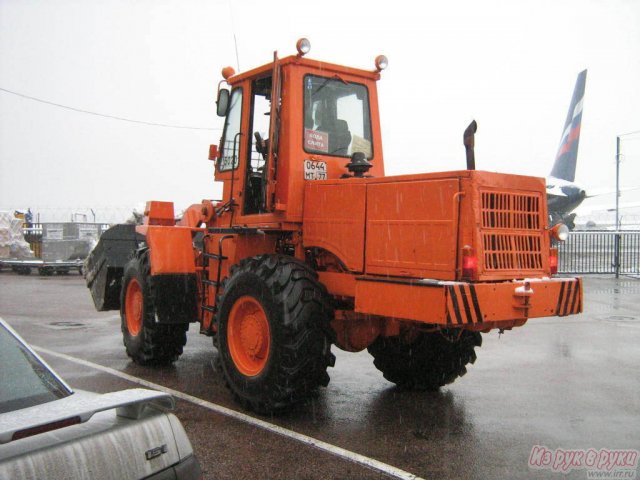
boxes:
[616,136,620,232]
[614,130,640,278]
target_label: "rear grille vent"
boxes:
[481,192,540,230]
[483,234,543,271]
[480,190,543,273]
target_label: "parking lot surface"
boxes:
[1,272,638,479]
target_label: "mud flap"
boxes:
[151,274,199,324]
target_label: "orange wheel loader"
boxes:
[85,39,582,413]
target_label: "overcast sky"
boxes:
[1,0,639,222]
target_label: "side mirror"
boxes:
[216,88,230,117]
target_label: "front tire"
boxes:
[120,250,188,365]
[368,330,481,390]
[215,255,335,413]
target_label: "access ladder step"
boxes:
[202,279,220,287]
[201,305,217,313]
[203,253,228,261]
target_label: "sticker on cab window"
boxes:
[304,129,329,153]
[304,160,327,180]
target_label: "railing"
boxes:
[558,231,640,277]
[19,224,638,276]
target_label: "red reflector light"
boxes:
[12,416,82,441]
[462,249,478,279]
[549,248,558,275]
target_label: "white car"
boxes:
[0,318,202,480]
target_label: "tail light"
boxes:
[462,247,478,280]
[12,416,81,441]
[549,247,558,275]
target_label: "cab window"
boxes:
[219,88,243,171]
[303,75,373,158]
[244,76,272,214]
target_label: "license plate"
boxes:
[304,160,327,180]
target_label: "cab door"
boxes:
[243,54,281,216]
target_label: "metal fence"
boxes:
[558,231,640,276]
[22,223,111,260]
[19,224,638,276]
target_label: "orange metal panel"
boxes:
[303,183,366,272]
[146,226,196,275]
[355,277,582,326]
[443,278,582,324]
[355,279,447,323]
[365,179,460,279]
[144,201,175,226]
[317,271,357,297]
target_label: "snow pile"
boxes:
[0,211,35,259]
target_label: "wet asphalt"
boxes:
[0,271,638,480]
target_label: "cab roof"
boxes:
[226,55,381,85]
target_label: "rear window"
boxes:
[0,323,71,414]
[303,75,373,158]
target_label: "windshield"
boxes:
[0,322,71,414]
[303,75,373,158]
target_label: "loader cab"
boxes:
[214,43,386,225]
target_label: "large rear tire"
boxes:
[368,330,481,390]
[120,250,188,365]
[215,254,335,414]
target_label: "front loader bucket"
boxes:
[84,224,141,311]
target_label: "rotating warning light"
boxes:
[375,55,388,72]
[296,38,311,56]
[221,66,235,80]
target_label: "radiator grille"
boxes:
[483,234,543,270]
[480,191,543,272]
[481,192,540,230]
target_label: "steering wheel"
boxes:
[254,132,268,157]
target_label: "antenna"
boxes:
[227,0,241,71]
[233,33,240,72]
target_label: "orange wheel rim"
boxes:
[125,279,143,336]
[227,295,271,376]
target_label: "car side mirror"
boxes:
[216,88,229,117]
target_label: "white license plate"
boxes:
[303,160,327,180]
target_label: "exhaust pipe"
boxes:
[463,120,477,170]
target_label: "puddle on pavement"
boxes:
[603,315,637,323]
[48,321,87,329]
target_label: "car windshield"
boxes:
[303,75,373,158]
[0,322,71,414]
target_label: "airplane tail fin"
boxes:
[550,69,587,182]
